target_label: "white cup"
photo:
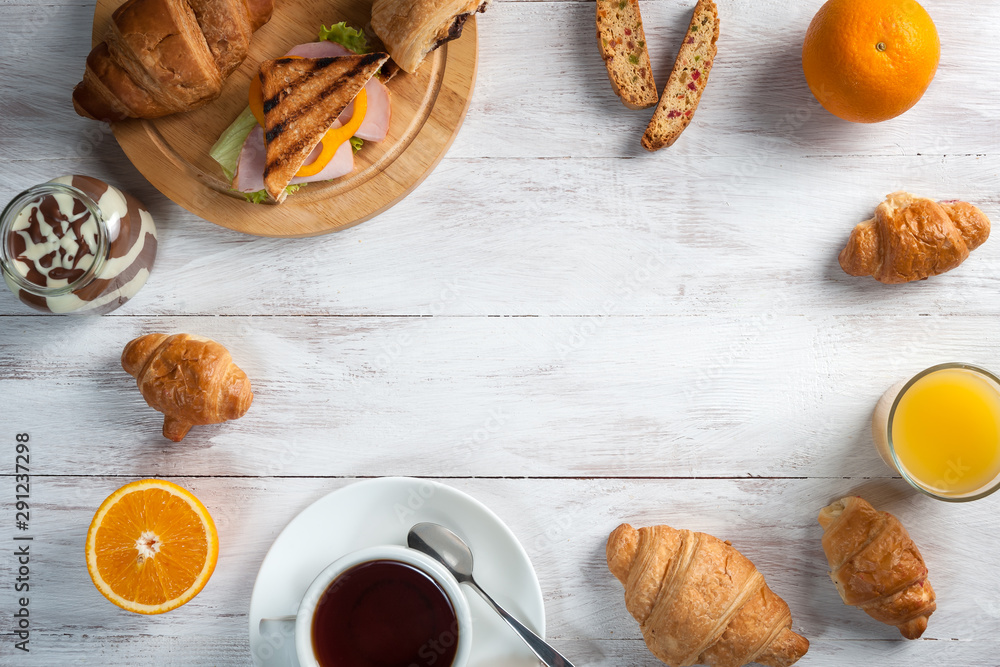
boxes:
[294,545,473,667]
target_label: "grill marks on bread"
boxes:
[259,53,388,203]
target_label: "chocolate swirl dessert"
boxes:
[1,175,157,314]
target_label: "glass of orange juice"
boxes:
[872,363,1000,502]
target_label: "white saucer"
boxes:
[248,477,545,667]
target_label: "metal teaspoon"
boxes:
[407,522,577,667]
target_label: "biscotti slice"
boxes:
[642,0,719,151]
[596,0,657,109]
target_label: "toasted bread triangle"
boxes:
[260,53,388,203]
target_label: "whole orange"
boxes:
[802,0,940,123]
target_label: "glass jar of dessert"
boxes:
[0,175,157,314]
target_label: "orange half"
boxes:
[85,479,219,615]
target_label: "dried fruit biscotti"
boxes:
[596,0,658,109]
[642,0,719,151]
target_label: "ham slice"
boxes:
[284,42,391,141]
[234,124,354,192]
[283,41,351,59]
[350,77,390,142]
[234,126,266,193]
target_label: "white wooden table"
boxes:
[2,0,999,665]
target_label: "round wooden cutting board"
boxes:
[90,0,478,237]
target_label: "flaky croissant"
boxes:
[122,333,253,442]
[73,0,274,121]
[839,191,990,283]
[607,523,808,667]
[818,496,935,639]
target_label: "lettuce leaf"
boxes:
[241,184,302,204]
[319,22,369,54]
[242,189,268,204]
[209,106,258,181]
[350,136,364,153]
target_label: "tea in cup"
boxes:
[295,545,473,667]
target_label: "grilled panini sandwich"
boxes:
[260,52,388,203]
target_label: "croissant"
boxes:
[607,523,808,667]
[818,496,935,639]
[839,191,990,283]
[122,333,254,442]
[371,0,490,73]
[73,0,274,121]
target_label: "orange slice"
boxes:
[86,479,219,614]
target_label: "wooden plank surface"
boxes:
[0,154,997,318]
[3,2,1000,159]
[1,314,998,478]
[1,0,999,665]
[2,477,999,666]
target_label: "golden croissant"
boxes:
[74,0,274,121]
[818,496,935,639]
[839,191,990,283]
[607,523,808,667]
[122,333,253,441]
